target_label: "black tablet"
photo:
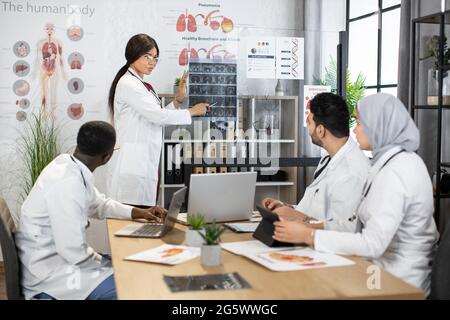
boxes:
[252,205,295,247]
[256,205,280,223]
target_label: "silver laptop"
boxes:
[187,172,257,223]
[115,187,186,238]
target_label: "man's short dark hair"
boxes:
[309,93,350,138]
[77,121,116,156]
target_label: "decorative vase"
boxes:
[201,244,222,267]
[185,228,205,247]
[427,69,450,105]
[275,79,284,96]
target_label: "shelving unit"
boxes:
[410,10,450,230]
[157,94,319,209]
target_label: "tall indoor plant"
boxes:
[18,113,59,199]
[320,58,366,127]
[420,35,450,105]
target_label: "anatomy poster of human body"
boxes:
[0,0,105,123]
[153,0,300,93]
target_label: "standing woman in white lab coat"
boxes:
[107,34,208,207]
[273,93,438,294]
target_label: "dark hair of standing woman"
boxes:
[108,34,159,117]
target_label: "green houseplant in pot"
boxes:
[199,221,226,267]
[18,113,59,199]
[420,35,450,105]
[186,213,206,247]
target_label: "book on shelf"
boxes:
[192,142,204,174]
[165,144,174,184]
[174,143,183,183]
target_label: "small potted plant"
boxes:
[421,35,450,105]
[185,213,206,247]
[199,221,226,267]
[173,77,181,94]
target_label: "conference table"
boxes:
[106,219,424,300]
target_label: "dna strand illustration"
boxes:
[291,38,299,78]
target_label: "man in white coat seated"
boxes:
[262,93,370,232]
[15,121,166,300]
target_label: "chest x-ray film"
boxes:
[163,272,251,292]
[188,60,237,122]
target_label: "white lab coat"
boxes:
[15,154,133,300]
[314,146,439,294]
[296,138,370,232]
[107,68,192,206]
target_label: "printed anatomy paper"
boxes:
[125,244,200,265]
[244,247,354,271]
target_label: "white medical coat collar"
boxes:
[69,154,94,186]
[128,67,144,80]
[312,138,352,184]
[326,137,354,170]
[126,67,161,106]
[368,145,403,177]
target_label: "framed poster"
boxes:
[303,85,331,127]
[276,37,304,80]
[246,37,276,79]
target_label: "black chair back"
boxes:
[430,220,450,299]
[0,198,23,300]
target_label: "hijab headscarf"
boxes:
[357,93,420,163]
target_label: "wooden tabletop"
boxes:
[107,219,424,300]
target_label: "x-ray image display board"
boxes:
[188,60,237,122]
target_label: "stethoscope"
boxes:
[70,155,90,229]
[128,70,162,107]
[70,155,86,188]
[348,149,405,223]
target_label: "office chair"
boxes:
[430,220,450,300]
[0,197,23,300]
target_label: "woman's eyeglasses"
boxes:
[142,54,159,64]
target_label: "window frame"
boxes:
[346,0,401,93]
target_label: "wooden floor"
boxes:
[0,262,6,300]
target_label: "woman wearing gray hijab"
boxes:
[273,93,438,294]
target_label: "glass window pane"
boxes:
[383,0,401,9]
[381,86,398,97]
[381,9,400,85]
[349,0,378,19]
[349,16,378,86]
[364,88,378,97]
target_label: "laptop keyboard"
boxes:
[132,224,164,236]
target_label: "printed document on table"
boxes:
[224,222,259,233]
[125,244,200,265]
[244,248,355,271]
[221,240,298,256]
